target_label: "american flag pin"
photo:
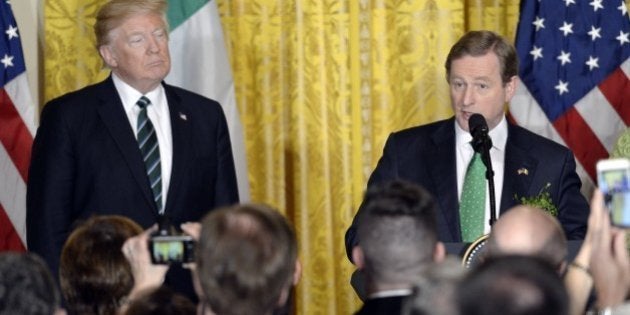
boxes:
[517,168,529,175]
[179,113,187,121]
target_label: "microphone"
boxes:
[469,114,492,153]
[468,113,497,226]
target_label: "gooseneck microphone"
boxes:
[468,114,497,226]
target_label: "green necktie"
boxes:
[136,96,163,214]
[460,151,486,242]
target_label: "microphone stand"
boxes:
[472,137,497,227]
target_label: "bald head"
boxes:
[486,206,567,270]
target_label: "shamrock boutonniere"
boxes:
[514,182,558,217]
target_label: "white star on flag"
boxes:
[559,21,574,36]
[533,17,545,31]
[5,24,17,39]
[564,0,575,6]
[588,26,601,41]
[530,46,543,60]
[585,56,599,71]
[617,31,630,45]
[1,54,13,68]
[554,80,569,95]
[589,0,604,12]
[557,50,571,65]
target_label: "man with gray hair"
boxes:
[352,180,445,315]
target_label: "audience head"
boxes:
[60,215,143,315]
[353,180,443,293]
[196,203,299,315]
[485,205,568,272]
[124,286,196,315]
[0,252,64,315]
[401,257,466,315]
[457,255,569,315]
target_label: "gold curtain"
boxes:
[44,0,527,314]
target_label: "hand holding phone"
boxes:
[596,158,630,228]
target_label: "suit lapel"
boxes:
[428,119,460,241]
[163,84,192,214]
[500,124,537,214]
[96,77,157,212]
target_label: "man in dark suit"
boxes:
[26,0,238,298]
[352,180,445,315]
[346,30,589,260]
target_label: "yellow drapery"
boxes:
[43,0,589,313]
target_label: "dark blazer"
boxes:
[355,295,406,315]
[27,76,239,296]
[345,117,589,259]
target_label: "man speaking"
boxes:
[346,30,589,261]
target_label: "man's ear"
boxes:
[433,241,446,263]
[504,75,518,102]
[352,246,365,269]
[99,45,117,68]
[292,259,302,286]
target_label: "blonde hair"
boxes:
[94,0,168,48]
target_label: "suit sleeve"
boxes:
[344,133,399,262]
[212,106,239,207]
[26,102,76,278]
[555,149,589,240]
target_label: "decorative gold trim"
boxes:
[462,233,489,268]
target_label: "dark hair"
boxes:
[357,180,438,285]
[124,286,196,315]
[0,252,61,315]
[197,204,297,315]
[457,255,569,315]
[60,215,143,315]
[445,30,518,84]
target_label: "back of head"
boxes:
[445,30,518,84]
[197,204,297,315]
[0,252,61,315]
[357,180,438,287]
[94,0,168,48]
[485,206,567,271]
[401,257,466,315]
[124,286,196,315]
[457,255,568,315]
[60,215,143,315]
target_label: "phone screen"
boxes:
[598,167,630,228]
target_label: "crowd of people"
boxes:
[5,0,627,314]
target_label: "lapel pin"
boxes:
[179,112,187,121]
[517,168,529,175]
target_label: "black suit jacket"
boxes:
[345,117,589,259]
[355,295,406,315]
[27,76,239,296]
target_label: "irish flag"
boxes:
[166,0,250,201]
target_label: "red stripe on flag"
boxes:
[0,88,32,182]
[598,68,630,125]
[0,203,25,251]
[553,107,608,181]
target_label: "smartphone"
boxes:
[148,234,195,264]
[596,158,630,228]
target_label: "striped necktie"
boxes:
[136,96,163,214]
[459,150,486,242]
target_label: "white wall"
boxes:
[12,0,40,108]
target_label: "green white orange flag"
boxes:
[166,0,250,200]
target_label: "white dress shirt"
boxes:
[455,116,508,234]
[112,73,173,210]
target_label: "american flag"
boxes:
[0,1,36,251]
[509,0,630,195]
